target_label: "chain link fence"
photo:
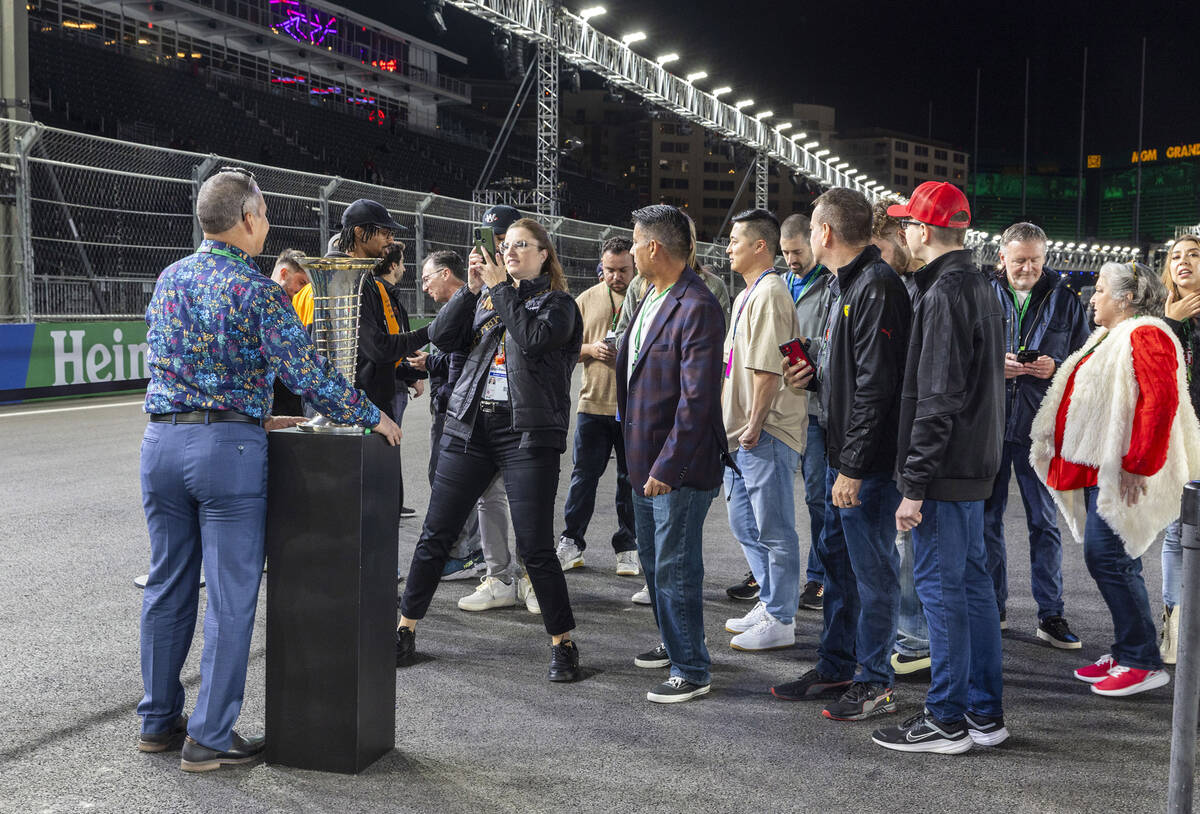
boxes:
[0,117,1147,324]
[0,118,735,323]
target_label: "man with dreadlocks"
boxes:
[336,199,431,520]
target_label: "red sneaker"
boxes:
[1073,654,1116,684]
[1091,666,1170,697]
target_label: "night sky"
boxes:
[347,0,1200,168]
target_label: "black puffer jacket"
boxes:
[817,244,912,478]
[896,249,1005,501]
[429,274,582,451]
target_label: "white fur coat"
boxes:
[1029,316,1200,558]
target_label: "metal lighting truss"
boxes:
[755,151,769,211]
[444,0,881,205]
[534,39,559,216]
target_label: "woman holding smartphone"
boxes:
[395,217,585,682]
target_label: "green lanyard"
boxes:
[200,246,255,271]
[608,287,620,332]
[633,285,673,362]
[1009,285,1032,350]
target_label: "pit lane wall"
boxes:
[0,321,149,403]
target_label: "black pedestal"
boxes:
[264,428,400,774]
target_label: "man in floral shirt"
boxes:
[137,167,400,772]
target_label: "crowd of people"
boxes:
[133,168,1200,770]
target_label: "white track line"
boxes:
[0,399,144,419]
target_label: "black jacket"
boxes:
[896,249,1005,501]
[818,244,912,478]
[989,267,1089,444]
[355,274,429,419]
[429,274,582,451]
[426,348,466,415]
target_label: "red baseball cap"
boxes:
[887,182,971,229]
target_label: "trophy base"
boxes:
[298,415,367,435]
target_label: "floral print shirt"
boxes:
[144,240,380,426]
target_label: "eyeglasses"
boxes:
[218,166,261,220]
[499,240,542,253]
[899,219,924,230]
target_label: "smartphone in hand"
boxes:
[1016,348,1041,364]
[472,226,495,260]
[779,337,814,369]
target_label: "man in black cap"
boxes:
[337,199,430,519]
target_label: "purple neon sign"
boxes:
[270,1,337,46]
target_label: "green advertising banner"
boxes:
[24,321,151,389]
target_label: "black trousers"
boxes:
[400,406,575,636]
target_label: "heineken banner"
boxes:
[0,322,150,403]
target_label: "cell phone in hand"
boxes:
[472,226,495,258]
[779,337,814,369]
[1016,348,1041,364]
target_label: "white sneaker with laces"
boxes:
[730,615,795,651]
[556,538,584,570]
[615,550,641,576]
[725,600,768,633]
[631,584,651,605]
[518,574,541,614]
[457,576,517,612]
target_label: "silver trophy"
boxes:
[297,255,375,434]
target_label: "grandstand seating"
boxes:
[27,29,638,226]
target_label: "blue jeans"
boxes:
[983,441,1064,620]
[1083,487,1163,670]
[912,498,1003,723]
[1163,516,1183,609]
[724,430,802,625]
[633,486,718,685]
[138,420,268,750]
[894,530,929,657]
[800,420,828,584]
[561,413,636,553]
[815,468,902,685]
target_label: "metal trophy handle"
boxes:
[297,256,375,434]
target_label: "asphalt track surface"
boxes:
[0,382,1192,814]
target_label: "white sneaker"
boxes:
[518,574,541,614]
[557,538,584,570]
[615,550,641,576]
[631,584,651,605]
[457,576,517,612]
[730,615,795,651]
[725,600,768,633]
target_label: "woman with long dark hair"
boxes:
[1031,261,1200,697]
[395,217,584,682]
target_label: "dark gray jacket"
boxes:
[428,275,582,451]
[897,249,1005,502]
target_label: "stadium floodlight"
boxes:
[580,6,607,22]
[734,98,754,110]
[776,122,792,132]
[686,71,708,82]
[754,110,774,120]
[711,86,732,97]
[814,148,830,157]
[845,169,860,177]
[656,53,679,65]
[621,31,647,45]
[803,140,819,149]
[835,161,849,169]
[827,156,840,164]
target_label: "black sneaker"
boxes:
[891,652,932,676]
[634,642,670,669]
[963,710,1010,746]
[726,571,760,601]
[400,506,417,519]
[137,713,188,753]
[548,640,581,682]
[647,676,710,704]
[395,626,416,667]
[799,581,824,610]
[1036,615,1082,649]
[871,710,972,754]
[770,668,852,701]
[822,681,898,721]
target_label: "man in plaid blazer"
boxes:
[616,204,727,704]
